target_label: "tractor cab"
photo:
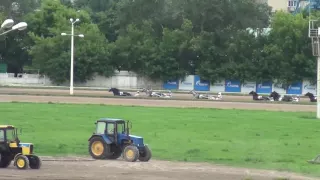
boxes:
[88,118,152,162]
[0,125,20,151]
[93,118,144,146]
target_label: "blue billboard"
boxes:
[225,80,241,92]
[163,80,179,90]
[194,75,210,91]
[287,81,302,94]
[256,81,272,94]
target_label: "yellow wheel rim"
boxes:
[126,149,134,159]
[17,158,25,168]
[91,141,104,156]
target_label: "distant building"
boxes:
[262,0,320,14]
[255,0,318,13]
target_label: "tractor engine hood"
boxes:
[129,135,144,147]
[19,143,34,154]
[19,143,33,147]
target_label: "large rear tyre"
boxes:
[28,155,42,169]
[14,155,29,170]
[89,136,108,159]
[0,154,11,168]
[139,145,152,162]
[123,145,139,162]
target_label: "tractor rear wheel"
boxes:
[89,136,108,159]
[14,155,29,170]
[0,154,11,168]
[123,145,139,162]
[139,145,152,162]
[28,155,42,169]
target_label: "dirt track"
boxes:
[0,88,318,180]
[0,157,318,180]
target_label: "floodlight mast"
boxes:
[309,20,320,118]
[60,18,84,95]
[0,19,27,36]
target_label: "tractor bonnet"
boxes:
[129,135,144,147]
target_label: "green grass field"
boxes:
[1,102,320,176]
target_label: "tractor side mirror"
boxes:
[19,128,22,135]
[129,122,132,129]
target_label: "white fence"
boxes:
[0,72,317,95]
[0,71,163,89]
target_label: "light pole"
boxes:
[61,18,84,95]
[0,19,27,36]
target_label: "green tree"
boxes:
[265,11,315,86]
[26,0,114,84]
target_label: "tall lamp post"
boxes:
[0,19,27,36]
[61,18,84,95]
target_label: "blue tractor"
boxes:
[88,118,152,162]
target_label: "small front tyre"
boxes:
[139,145,152,162]
[123,145,139,162]
[28,155,42,169]
[14,155,29,170]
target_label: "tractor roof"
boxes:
[97,118,126,123]
[0,125,15,128]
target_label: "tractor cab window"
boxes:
[96,122,106,134]
[106,123,115,135]
[0,130,4,142]
[117,123,125,134]
[6,129,16,142]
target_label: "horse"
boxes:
[141,88,172,98]
[159,91,172,98]
[269,91,300,102]
[249,91,270,101]
[108,88,132,96]
[305,92,317,102]
[141,88,162,97]
[189,90,208,99]
[134,91,140,97]
[208,92,223,100]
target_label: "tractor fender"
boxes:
[88,135,112,144]
[13,153,23,166]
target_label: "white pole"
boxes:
[70,22,74,95]
[317,55,320,118]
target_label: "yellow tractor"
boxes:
[0,125,41,170]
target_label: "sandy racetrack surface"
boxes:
[0,88,318,180]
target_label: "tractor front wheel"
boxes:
[123,145,139,162]
[0,154,11,168]
[89,136,107,159]
[139,145,152,162]
[28,155,42,169]
[14,155,29,170]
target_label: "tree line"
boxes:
[0,0,317,86]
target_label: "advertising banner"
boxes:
[256,81,272,94]
[163,80,179,90]
[210,80,225,92]
[194,75,210,91]
[286,81,303,94]
[179,75,194,90]
[241,81,256,93]
[225,80,241,92]
[302,80,316,95]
